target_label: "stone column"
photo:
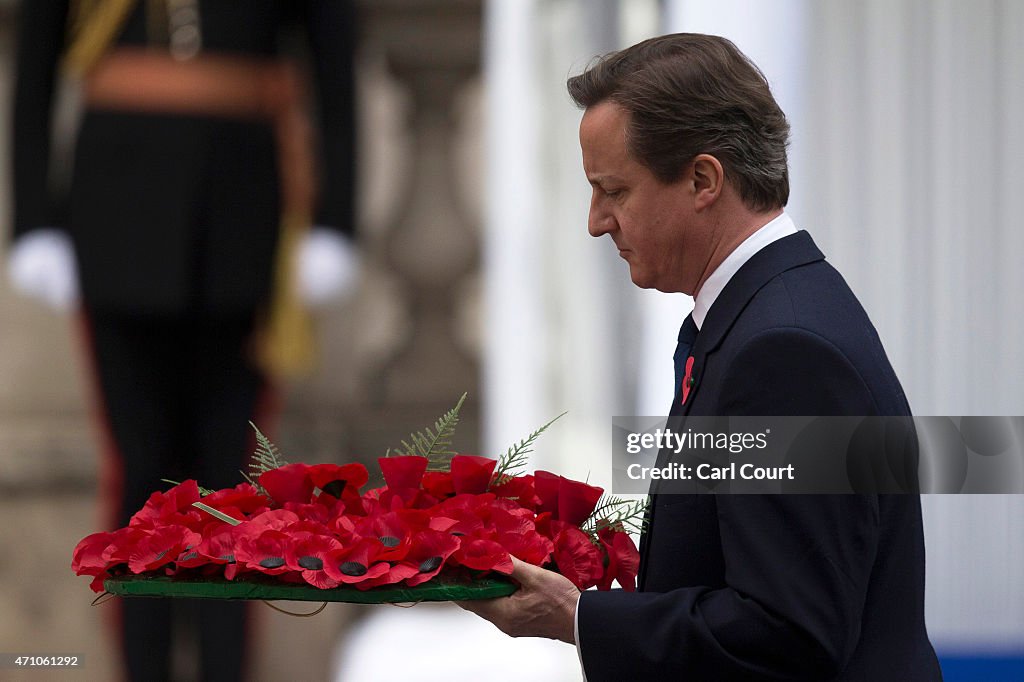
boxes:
[361,0,482,405]
[286,0,485,470]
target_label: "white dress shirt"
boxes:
[691,211,798,330]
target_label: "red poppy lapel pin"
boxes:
[681,356,695,405]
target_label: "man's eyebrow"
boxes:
[587,173,621,186]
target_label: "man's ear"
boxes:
[691,154,724,211]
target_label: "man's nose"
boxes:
[588,196,613,237]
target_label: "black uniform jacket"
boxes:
[12,0,355,314]
[578,231,942,681]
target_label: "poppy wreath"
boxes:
[72,395,645,599]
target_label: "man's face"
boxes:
[579,101,704,294]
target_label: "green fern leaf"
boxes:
[246,422,289,496]
[491,412,567,487]
[581,494,650,540]
[389,393,468,471]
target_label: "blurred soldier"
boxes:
[8,2,358,680]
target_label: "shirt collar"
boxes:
[691,212,798,330]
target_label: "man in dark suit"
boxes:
[461,34,941,680]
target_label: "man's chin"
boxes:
[628,271,653,289]
[628,267,661,291]
[629,270,688,295]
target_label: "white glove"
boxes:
[296,227,360,306]
[7,228,79,310]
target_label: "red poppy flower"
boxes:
[285,533,345,589]
[328,512,359,545]
[127,525,201,574]
[472,506,552,566]
[533,511,556,540]
[498,529,553,566]
[355,489,383,517]
[437,508,486,539]
[129,480,202,529]
[308,463,369,514]
[421,470,455,499]
[322,537,391,585]
[201,483,271,517]
[399,529,461,587]
[452,537,513,574]
[534,471,604,527]
[174,524,225,571]
[355,562,420,590]
[186,524,241,571]
[233,528,295,577]
[103,527,149,568]
[490,474,540,509]
[551,526,604,590]
[353,509,431,562]
[73,527,147,586]
[284,499,351,527]
[596,527,640,592]
[245,508,301,532]
[378,456,428,491]
[258,463,314,505]
[375,486,434,513]
[436,492,497,516]
[88,572,112,593]
[286,519,336,540]
[308,462,368,496]
[450,455,497,495]
[557,477,604,527]
[72,531,119,577]
[488,506,536,535]
[533,471,561,516]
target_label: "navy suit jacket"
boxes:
[578,231,941,680]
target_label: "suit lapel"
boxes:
[637,231,825,591]
[678,231,824,417]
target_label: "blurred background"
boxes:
[1,0,1022,680]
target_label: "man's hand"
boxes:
[457,557,580,644]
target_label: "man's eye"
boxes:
[605,188,622,198]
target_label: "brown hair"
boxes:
[567,33,790,211]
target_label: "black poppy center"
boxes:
[340,561,368,577]
[220,554,236,564]
[180,551,199,562]
[259,557,286,569]
[320,480,348,498]
[418,556,443,573]
[379,535,401,548]
[298,556,324,571]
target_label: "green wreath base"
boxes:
[104,573,517,603]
